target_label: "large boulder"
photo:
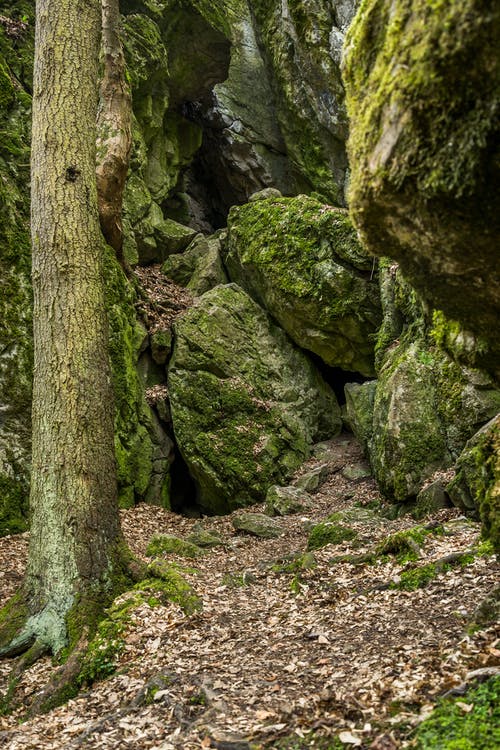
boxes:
[446,416,500,551]
[224,195,382,376]
[343,0,500,376]
[168,284,342,514]
[367,336,500,503]
[346,262,500,505]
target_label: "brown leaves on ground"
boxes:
[0,437,498,749]
[133,264,192,334]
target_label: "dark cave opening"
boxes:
[306,350,370,405]
[169,447,200,517]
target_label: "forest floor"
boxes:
[0,436,498,749]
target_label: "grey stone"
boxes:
[265,485,313,516]
[232,512,284,538]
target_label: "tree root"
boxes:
[26,629,89,716]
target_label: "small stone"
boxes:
[294,464,329,493]
[341,461,372,481]
[187,523,224,548]
[265,485,312,516]
[232,512,284,539]
[249,187,282,201]
[414,481,451,518]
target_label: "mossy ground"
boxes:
[307,521,358,551]
[146,534,205,559]
[412,676,500,749]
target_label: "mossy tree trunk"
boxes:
[96,0,132,261]
[0,0,131,659]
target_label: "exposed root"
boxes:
[27,629,89,716]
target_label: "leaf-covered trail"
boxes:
[0,436,498,749]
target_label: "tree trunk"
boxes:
[9,0,128,655]
[96,0,132,261]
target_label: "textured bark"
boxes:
[15,0,125,654]
[96,0,132,259]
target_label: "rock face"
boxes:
[446,416,500,551]
[343,0,500,376]
[0,6,34,534]
[250,0,360,204]
[168,284,342,514]
[345,264,500,505]
[225,195,382,376]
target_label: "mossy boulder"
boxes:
[168,283,342,514]
[369,337,500,503]
[146,534,205,559]
[225,196,382,376]
[446,415,500,552]
[307,520,358,550]
[343,0,500,375]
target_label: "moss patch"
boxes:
[413,675,500,749]
[225,195,381,376]
[307,521,358,551]
[146,534,205,559]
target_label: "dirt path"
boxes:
[0,437,498,749]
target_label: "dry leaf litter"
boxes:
[0,437,498,749]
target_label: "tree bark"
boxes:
[7,0,127,655]
[96,0,132,261]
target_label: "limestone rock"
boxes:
[168,284,342,514]
[414,482,451,519]
[233,512,284,539]
[161,234,228,297]
[295,465,330,494]
[341,461,372,481]
[186,523,224,548]
[446,416,500,551]
[146,534,205,559]
[225,195,381,376]
[344,0,500,374]
[265,486,313,517]
[344,381,377,452]
[369,338,500,503]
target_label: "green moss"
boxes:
[307,522,358,551]
[345,0,498,200]
[271,552,317,574]
[141,561,203,615]
[392,550,476,592]
[146,534,205,559]
[375,526,429,561]
[0,591,29,653]
[413,676,500,749]
[0,3,34,537]
[225,195,381,375]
